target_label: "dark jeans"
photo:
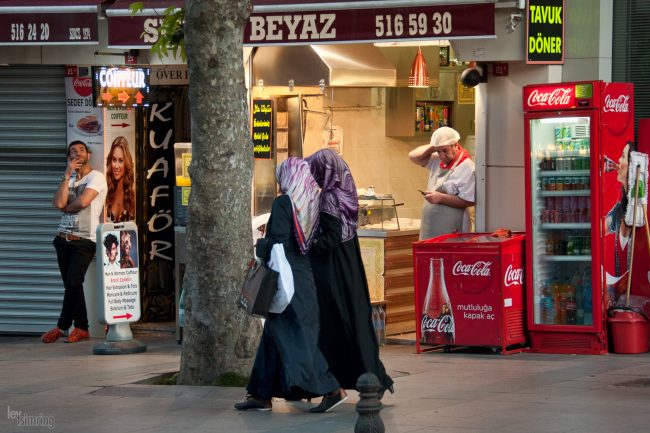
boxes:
[53,236,96,331]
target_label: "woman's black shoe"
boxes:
[309,389,348,413]
[234,396,272,411]
[379,384,395,400]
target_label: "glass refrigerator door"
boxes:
[529,115,594,327]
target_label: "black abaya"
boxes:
[310,212,394,392]
[246,194,339,400]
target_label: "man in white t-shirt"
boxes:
[41,140,108,344]
[409,127,476,240]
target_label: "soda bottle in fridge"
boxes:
[421,258,455,345]
[539,280,554,324]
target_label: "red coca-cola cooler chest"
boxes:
[413,232,527,354]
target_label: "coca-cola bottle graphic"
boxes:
[421,258,455,345]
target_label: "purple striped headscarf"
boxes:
[276,157,320,254]
[305,149,358,242]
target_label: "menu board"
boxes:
[252,99,273,159]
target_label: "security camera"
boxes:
[505,12,523,34]
[460,63,486,88]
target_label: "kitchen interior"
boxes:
[249,42,476,338]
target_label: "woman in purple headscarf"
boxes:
[235,157,347,413]
[305,149,394,398]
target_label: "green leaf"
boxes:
[131,3,186,62]
[128,2,144,15]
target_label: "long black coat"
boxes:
[247,194,339,399]
[310,212,394,392]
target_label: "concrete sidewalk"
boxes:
[1,332,650,433]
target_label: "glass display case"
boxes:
[358,194,401,230]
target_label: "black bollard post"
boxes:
[355,372,385,433]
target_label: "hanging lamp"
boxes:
[408,47,429,88]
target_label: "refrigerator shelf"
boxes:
[540,223,591,230]
[539,190,591,197]
[542,255,592,261]
[540,150,590,157]
[539,170,590,177]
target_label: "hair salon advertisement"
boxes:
[103,107,136,223]
[65,65,104,171]
[97,222,141,325]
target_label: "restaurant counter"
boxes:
[358,227,419,336]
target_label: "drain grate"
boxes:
[614,378,650,388]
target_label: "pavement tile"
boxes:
[1,334,650,433]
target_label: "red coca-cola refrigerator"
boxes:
[522,81,636,354]
[413,233,527,355]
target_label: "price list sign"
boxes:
[0,13,98,45]
[252,99,273,159]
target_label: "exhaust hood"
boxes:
[252,43,396,87]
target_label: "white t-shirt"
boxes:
[56,170,108,242]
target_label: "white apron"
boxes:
[419,158,468,240]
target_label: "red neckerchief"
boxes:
[440,146,470,170]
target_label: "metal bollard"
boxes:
[355,372,384,433]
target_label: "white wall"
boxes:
[482,62,555,231]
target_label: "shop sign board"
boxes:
[107,2,495,47]
[92,66,151,107]
[526,0,564,64]
[150,64,189,86]
[145,99,175,267]
[97,222,141,325]
[0,11,98,45]
[106,0,184,48]
[244,3,495,46]
[253,99,273,159]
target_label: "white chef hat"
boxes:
[429,127,461,148]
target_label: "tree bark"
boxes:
[178,0,261,385]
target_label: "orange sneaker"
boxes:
[41,327,63,343]
[64,328,89,343]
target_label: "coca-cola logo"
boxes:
[421,313,454,334]
[527,87,573,108]
[73,77,92,97]
[602,83,633,136]
[452,260,492,277]
[504,264,523,287]
[603,94,630,113]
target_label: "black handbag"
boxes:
[239,258,279,317]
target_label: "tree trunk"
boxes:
[178,0,261,385]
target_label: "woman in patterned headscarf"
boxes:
[236,157,347,413]
[305,149,394,398]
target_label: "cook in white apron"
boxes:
[420,157,469,240]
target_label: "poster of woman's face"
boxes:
[616,143,630,187]
[119,230,138,269]
[105,136,136,223]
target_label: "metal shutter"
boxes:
[0,66,67,333]
[613,0,650,138]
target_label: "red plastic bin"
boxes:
[608,311,650,354]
